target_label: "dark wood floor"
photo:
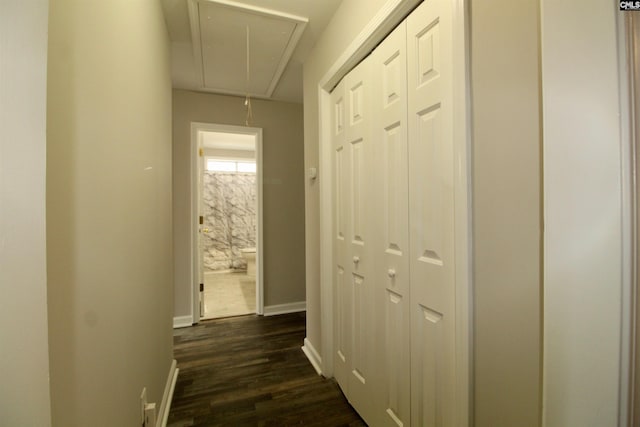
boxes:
[168,312,367,427]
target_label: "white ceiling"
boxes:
[162,0,344,103]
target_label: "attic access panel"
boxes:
[189,0,308,98]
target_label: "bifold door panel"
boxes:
[331,0,456,425]
[408,1,456,426]
[334,57,378,422]
[332,79,349,390]
[371,20,411,427]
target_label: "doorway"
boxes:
[191,122,264,322]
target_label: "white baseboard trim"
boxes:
[263,301,306,316]
[173,315,192,329]
[157,359,179,427]
[302,338,323,376]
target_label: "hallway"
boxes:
[168,313,365,426]
[3,1,633,426]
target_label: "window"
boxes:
[237,162,256,173]
[206,160,236,172]
[206,158,256,173]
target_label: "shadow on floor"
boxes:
[168,312,367,426]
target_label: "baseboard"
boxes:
[263,301,306,316]
[173,315,193,329]
[157,359,179,427]
[302,338,323,376]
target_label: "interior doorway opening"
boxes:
[191,123,264,322]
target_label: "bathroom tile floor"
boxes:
[202,271,256,319]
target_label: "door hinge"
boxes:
[199,148,204,157]
[199,215,204,225]
[200,283,204,292]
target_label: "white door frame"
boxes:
[621,10,636,426]
[190,122,264,323]
[316,0,472,424]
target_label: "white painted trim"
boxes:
[156,359,179,427]
[317,0,472,423]
[319,0,421,93]
[186,0,307,99]
[190,122,264,323]
[209,0,308,23]
[255,127,264,316]
[318,0,421,384]
[626,12,640,427]
[452,1,473,426]
[173,315,193,329]
[301,338,323,376]
[187,0,205,88]
[182,85,276,101]
[318,85,334,378]
[619,10,634,427]
[190,123,199,324]
[263,301,306,316]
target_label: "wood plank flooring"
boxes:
[168,312,367,426]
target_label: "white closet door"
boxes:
[345,57,376,421]
[407,0,456,426]
[332,56,376,421]
[371,21,411,427]
[331,79,350,390]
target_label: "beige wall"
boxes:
[46,0,174,425]
[470,0,542,425]
[0,1,52,425]
[542,1,624,425]
[172,90,305,317]
[302,0,391,361]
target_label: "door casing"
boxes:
[190,122,264,322]
[624,10,639,427]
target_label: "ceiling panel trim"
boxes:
[187,0,308,99]
[187,0,206,88]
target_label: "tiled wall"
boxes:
[203,172,256,271]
